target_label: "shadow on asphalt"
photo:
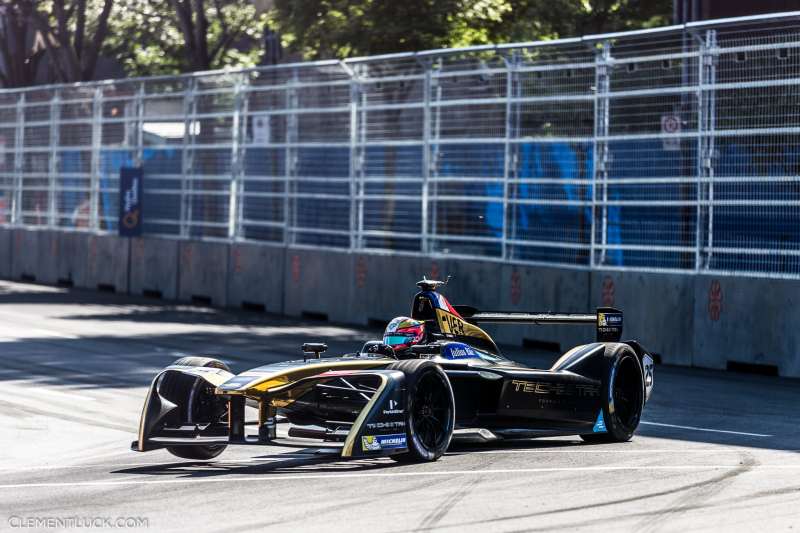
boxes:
[2,280,799,454]
[111,449,397,478]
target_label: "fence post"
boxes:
[12,92,24,226]
[695,29,717,271]
[420,60,432,255]
[228,73,246,240]
[284,68,298,246]
[90,86,103,231]
[502,50,520,262]
[133,82,145,167]
[180,77,196,238]
[592,41,612,268]
[342,61,362,252]
[47,89,61,228]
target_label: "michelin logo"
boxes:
[361,433,407,452]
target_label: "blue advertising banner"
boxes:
[118,167,143,237]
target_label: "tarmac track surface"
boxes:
[0,280,798,532]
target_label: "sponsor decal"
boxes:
[291,255,301,284]
[597,313,622,327]
[442,343,478,360]
[601,276,615,307]
[118,167,143,237]
[439,311,466,336]
[355,257,367,288]
[382,399,403,415]
[593,410,607,433]
[510,380,600,398]
[365,421,405,430]
[361,433,407,452]
[708,280,722,321]
[510,270,522,305]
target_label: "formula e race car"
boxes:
[132,278,655,462]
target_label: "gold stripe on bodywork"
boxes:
[341,374,389,458]
[221,359,392,395]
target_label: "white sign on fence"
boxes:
[252,113,271,144]
[661,114,681,151]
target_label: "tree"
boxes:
[0,1,45,87]
[492,0,672,43]
[270,0,512,60]
[270,0,672,60]
[26,0,115,83]
[104,0,269,76]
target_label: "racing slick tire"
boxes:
[580,343,645,444]
[386,360,455,463]
[162,356,231,460]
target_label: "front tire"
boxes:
[161,356,230,460]
[580,343,644,444]
[387,360,455,462]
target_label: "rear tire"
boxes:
[161,356,230,460]
[580,343,644,444]
[387,360,455,462]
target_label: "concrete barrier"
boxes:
[32,230,59,284]
[589,271,694,367]
[283,249,354,323]
[178,240,229,306]
[227,242,285,313]
[4,227,800,378]
[11,228,40,281]
[503,265,592,354]
[693,275,800,378]
[56,231,90,288]
[129,237,179,300]
[349,253,424,326]
[0,227,11,279]
[86,234,130,292]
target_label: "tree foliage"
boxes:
[270,0,512,60]
[0,0,672,86]
[0,1,45,87]
[271,0,672,60]
[104,0,269,77]
[1,0,115,83]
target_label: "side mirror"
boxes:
[361,341,396,359]
[410,343,441,356]
[302,343,327,360]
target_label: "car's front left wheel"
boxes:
[387,359,455,462]
[160,357,230,460]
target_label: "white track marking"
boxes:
[448,448,792,455]
[640,421,773,437]
[0,454,320,471]
[3,465,800,490]
[0,447,789,471]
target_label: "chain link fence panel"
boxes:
[2,12,800,278]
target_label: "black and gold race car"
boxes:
[132,278,654,462]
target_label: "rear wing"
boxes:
[454,305,623,342]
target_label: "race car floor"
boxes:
[0,280,798,532]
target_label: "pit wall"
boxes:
[1,227,797,378]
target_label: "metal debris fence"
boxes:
[2,12,800,278]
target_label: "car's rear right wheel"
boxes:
[387,359,455,462]
[580,343,644,444]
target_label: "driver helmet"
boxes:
[383,317,426,352]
